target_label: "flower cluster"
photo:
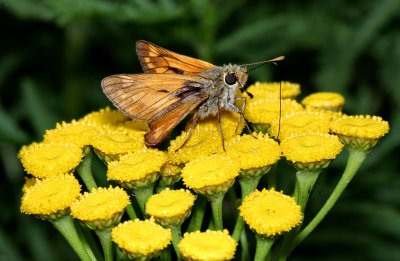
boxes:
[18,78,389,261]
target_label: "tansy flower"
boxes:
[79,107,129,128]
[178,230,237,261]
[280,133,343,170]
[270,110,332,140]
[19,142,83,178]
[22,177,36,193]
[146,188,196,227]
[43,120,99,149]
[244,99,304,133]
[331,115,389,151]
[226,133,281,176]
[168,127,224,165]
[239,188,302,237]
[181,155,240,195]
[91,128,146,161]
[158,162,182,188]
[20,174,81,221]
[70,186,130,230]
[111,219,172,260]
[301,92,345,112]
[246,81,301,100]
[185,109,244,138]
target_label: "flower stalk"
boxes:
[76,147,98,191]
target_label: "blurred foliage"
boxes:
[1,0,400,260]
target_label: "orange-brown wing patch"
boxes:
[136,40,215,75]
[101,74,208,122]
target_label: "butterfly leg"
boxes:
[217,98,226,151]
[223,99,256,139]
[175,112,199,152]
[234,96,248,134]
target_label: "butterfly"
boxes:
[101,40,284,149]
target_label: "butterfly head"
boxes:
[223,64,249,90]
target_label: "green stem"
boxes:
[134,184,155,216]
[155,183,168,193]
[292,149,367,250]
[75,221,102,261]
[170,226,182,261]
[76,147,97,191]
[208,193,225,230]
[254,234,275,261]
[160,246,172,261]
[240,229,250,261]
[278,169,321,261]
[187,196,207,232]
[232,175,262,241]
[52,215,93,261]
[267,163,278,189]
[95,229,113,261]
[125,204,137,220]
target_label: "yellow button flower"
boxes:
[43,120,99,149]
[111,219,172,260]
[107,149,167,190]
[146,188,196,227]
[159,162,182,187]
[239,189,302,237]
[331,115,389,151]
[270,110,332,140]
[226,133,281,176]
[22,177,36,193]
[178,230,237,261]
[19,142,83,178]
[79,107,129,127]
[181,155,240,195]
[280,133,343,170]
[246,81,301,100]
[301,92,345,112]
[20,174,81,221]
[70,186,130,230]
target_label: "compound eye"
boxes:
[225,73,237,85]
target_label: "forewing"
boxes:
[101,73,209,122]
[136,40,215,75]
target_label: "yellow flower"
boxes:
[20,174,81,221]
[43,120,99,149]
[181,155,240,195]
[79,107,129,127]
[146,188,196,227]
[246,81,301,100]
[225,133,281,175]
[19,142,83,178]
[91,128,146,161]
[185,109,244,138]
[178,229,237,261]
[270,110,332,140]
[168,127,224,165]
[244,99,304,133]
[70,186,130,230]
[239,188,302,237]
[111,219,172,260]
[107,149,167,190]
[301,92,345,112]
[22,177,37,193]
[280,133,344,170]
[331,115,389,151]
[159,162,182,187]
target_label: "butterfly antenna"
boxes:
[277,80,282,140]
[243,56,285,72]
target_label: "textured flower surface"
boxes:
[331,115,389,139]
[111,219,171,258]
[19,142,83,178]
[239,189,302,237]
[178,229,237,261]
[79,107,129,127]
[20,174,81,217]
[246,81,301,100]
[301,92,345,112]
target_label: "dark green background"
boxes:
[1,0,399,260]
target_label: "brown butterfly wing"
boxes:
[136,40,215,75]
[101,74,209,145]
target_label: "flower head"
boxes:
[246,82,301,100]
[107,149,167,190]
[239,188,302,237]
[331,115,389,151]
[280,133,344,170]
[159,162,182,187]
[70,186,130,230]
[178,229,237,261]
[111,219,171,260]
[19,142,83,178]
[22,177,37,193]
[20,174,81,221]
[270,110,332,140]
[79,107,129,127]
[181,155,240,195]
[226,133,280,175]
[146,188,196,227]
[301,92,345,112]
